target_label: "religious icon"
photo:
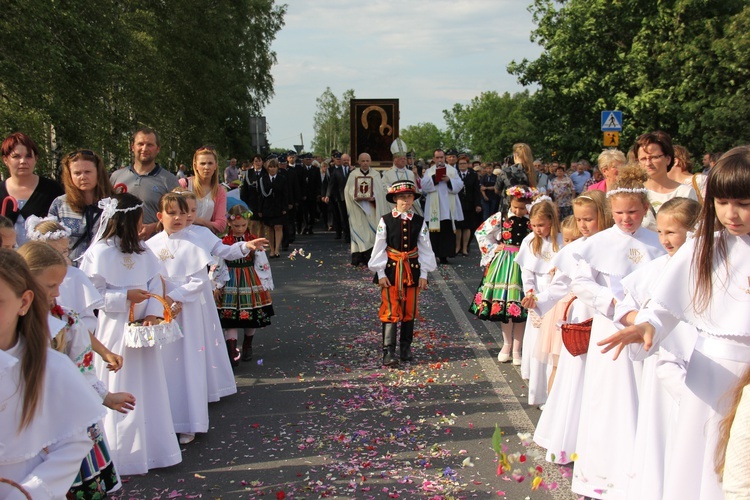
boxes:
[355,176,374,201]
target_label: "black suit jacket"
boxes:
[259,175,288,218]
[299,165,322,200]
[240,168,267,214]
[326,166,350,201]
[458,169,482,213]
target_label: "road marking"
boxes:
[432,266,574,498]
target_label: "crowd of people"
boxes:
[1,125,748,500]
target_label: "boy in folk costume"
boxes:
[368,181,437,366]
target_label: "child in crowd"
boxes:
[470,185,536,365]
[368,180,437,367]
[600,146,750,499]
[532,215,581,393]
[217,205,274,366]
[570,164,665,499]
[515,197,562,405]
[0,249,105,498]
[173,188,268,402]
[610,197,701,500]
[18,241,136,497]
[0,214,16,248]
[79,193,182,475]
[530,190,611,465]
[25,215,103,335]
[147,192,265,444]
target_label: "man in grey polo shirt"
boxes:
[110,127,179,239]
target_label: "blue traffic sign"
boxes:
[601,111,623,131]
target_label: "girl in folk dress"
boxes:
[80,193,182,475]
[610,198,701,500]
[218,205,274,366]
[600,146,750,500]
[18,241,136,498]
[469,186,536,365]
[570,165,665,499]
[0,249,105,499]
[515,198,562,406]
[530,190,612,465]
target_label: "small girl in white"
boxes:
[80,193,182,475]
[514,197,562,406]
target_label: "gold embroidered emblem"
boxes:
[627,248,642,264]
[745,277,750,295]
[158,248,174,261]
[541,250,552,262]
[122,256,135,269]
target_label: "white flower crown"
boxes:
[529,195,553,209]
[606,187,649,198]
[25,215,72,242]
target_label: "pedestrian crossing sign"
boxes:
[603,132,620,147]
[601,111,623,131]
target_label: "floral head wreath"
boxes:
[228,210,253,221]
[606,187,649,198]
[25,215,72,242]
[506,185,538,201]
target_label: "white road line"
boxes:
[432,266,574,499]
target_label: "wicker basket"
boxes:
[0,477,32,499]
[124,293,183,348]
[560,296,592,357]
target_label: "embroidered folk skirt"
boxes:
[219,260,274,329]
[468,247,527,323]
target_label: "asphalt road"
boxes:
[113,230,578,500]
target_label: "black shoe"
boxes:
[308,230,314,235]
[226,339,240,368]
[242,343,253,362]
[439,257,449,264]
[344,237,351,243]
[383,348,399,367]
[400,344,413,362]
[334,234,342,240]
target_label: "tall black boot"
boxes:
[399,321,414,361]
[382,323,399,367]
[226,339,240,368]
[242,334,253,361]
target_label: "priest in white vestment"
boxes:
[344,152,388,266]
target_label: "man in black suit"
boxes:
[323,152,351,242]
[298,153,321,234]
[279,150,300,250]
[240,154,267,237]
[455,154,482,256]
[318,160,331,231]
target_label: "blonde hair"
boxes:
[528,200,560,255]
[608,163,649,207]
[573,190,613,232]
[31,220,68,241]
[561,215,582,241]
[192,147,219,200]
[513,143,536,188]
[172,186,198,201]
[17,241,68,351]
[657,197,701,231]
[716,366,750,480]
[597,149,627,173]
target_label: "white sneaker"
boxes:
[179,433,195,444]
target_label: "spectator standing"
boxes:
[240,154,267,238]
[176,164,187,180]
[0,132,64,245]
[48,149,113,263]
[588,149,626,193]
[454,154,482,256]
[569,162,591,194]
[550,165,575,218]
[224,158,239,186]
[479,163,499,220]
[110,128,179,239]
[494,143,536,213]
[179,146,227,234]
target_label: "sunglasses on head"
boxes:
[67,149,96,160]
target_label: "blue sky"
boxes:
[262,0,542,151]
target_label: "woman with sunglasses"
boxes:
[0,132,64,245]
[178,146,227,234]
[48,149,113,263]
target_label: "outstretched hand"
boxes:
[246,238,270,251]
[597,322,655,360]
[104,391,136,414]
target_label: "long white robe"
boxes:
[421,165,463,230]
[569,226,664,499]
[344,168,388,253]
[80,238,182,475]
[0,341,105,500]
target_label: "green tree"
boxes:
[311,87,355,156]
[508,0,749,161]
[400,122,444,160]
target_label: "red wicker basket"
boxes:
[0,477,32,499]
[560,296,593,357]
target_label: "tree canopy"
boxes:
[311,87,355,157]
[0,0,285,175]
